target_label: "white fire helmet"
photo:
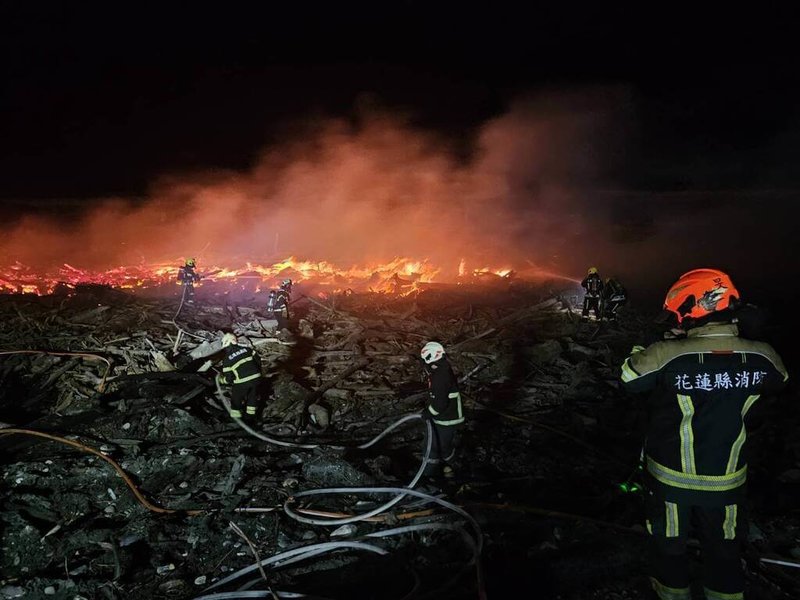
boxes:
[421,341,445,364]
[221,333,238,348]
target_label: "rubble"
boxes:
[0,281,797,599]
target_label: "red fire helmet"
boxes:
[664,268,739,323]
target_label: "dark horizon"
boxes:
[1,5,798,303]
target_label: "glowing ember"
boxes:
[0,257,520,297]
[0,256,576,297]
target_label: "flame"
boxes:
[0,256,544,297]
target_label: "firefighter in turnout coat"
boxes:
[177,257,202,305]
[620,269,788,600]
[219,333,263,420]
[581,266,604,320]
[420,341,464,479]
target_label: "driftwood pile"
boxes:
[1,280,797,599]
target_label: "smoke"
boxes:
[1,89,631,279]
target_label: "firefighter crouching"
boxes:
[218,333,264,420]
[420,341,464,479]
[581,266,604,320]
[620,268,788,600]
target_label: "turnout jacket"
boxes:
[426,360,464,427]
[581,273,603,297]
[177,265,201,284]
[621,322,788,504]
[222,345,262,385]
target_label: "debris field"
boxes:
[1,279,798,599]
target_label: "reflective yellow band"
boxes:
[428,405,440,416]
[621,358,639,382]
[650,578,691,600]
[726,395,759,473]
[229,409,242,418]
[223,356,256,374]
[646,519,653,535]
[233,373,261,384]
[677,394,696,474]
[723,504,738,540]
[433,417,465,426]
[246,406,257,415]
[704,588,743,600]
[665,502,680,538]
[647,457,747,492]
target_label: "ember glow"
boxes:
[1,97,621,294]
[0,256,550,297]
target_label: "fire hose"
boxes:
[211,380,485,599]
[0,428,203,515]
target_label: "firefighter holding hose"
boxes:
[420,341,464,479]
[218,333,263,420]
[177,257,202,305]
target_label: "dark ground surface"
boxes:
[0,282,798,599]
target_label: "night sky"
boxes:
[1,5,798,305]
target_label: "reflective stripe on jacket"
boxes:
[426,360,464,426]
[222,345,262,385]
[621,322,788,503]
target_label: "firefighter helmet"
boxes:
[664,268,739,323]
[185,257,196,267]
[221,333,238,348]
[588,267,598,275]
[421,341,445,364]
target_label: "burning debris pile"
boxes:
[1,280,798,599]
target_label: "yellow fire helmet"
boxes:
[185,257,196,267]
[588,267,598,275]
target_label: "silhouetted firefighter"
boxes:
[177,257,202,305]
[581,266,603,320]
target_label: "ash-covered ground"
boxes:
[1,280,798,600]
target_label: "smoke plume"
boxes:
[1,90,631,280]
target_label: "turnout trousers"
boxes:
[582,295,601,318]
[230,381,261,419]
[424,423,460,476]
[646,488,746,600]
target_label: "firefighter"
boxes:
[620,268,788,600]
[177,257,202,305]
[602,276,627,321]
[266,279,292,329]
[581,267,604,320]
[218,333,263,420]
[420,341,464,479]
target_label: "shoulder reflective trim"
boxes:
[448,392,460,398]
[621,358,639,382]
[677,395,696,475]
[233,373,261,384]
[741,352,747,364]
[650,578,691,600]
[726,394,760,473]
[224,355,255,374]
[697,353,704,364]
[428,405,440,416]
[704,588,743,600]
[646,457,747,491]
[665,501,680,538]
[434,416,465,426]
[723,504,738,540]
[693,333,737,338]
